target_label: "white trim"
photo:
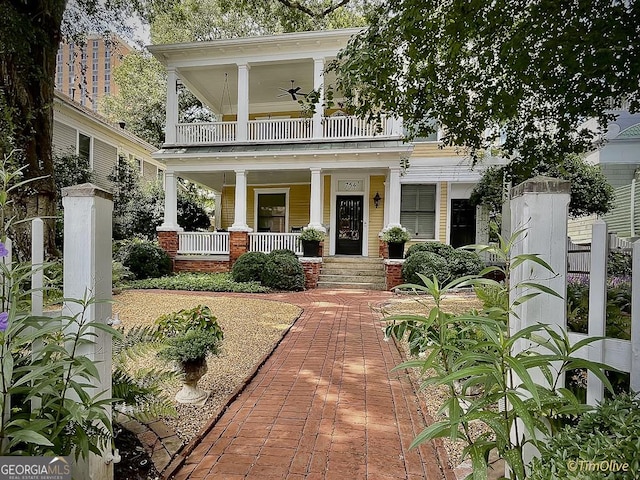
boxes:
[253,187,290,233]
[445,182,451,245]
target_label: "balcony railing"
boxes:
[249,232,303,255]
[178,232,229,255]
[173,115,398,145]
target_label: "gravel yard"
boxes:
[112,290,302,442]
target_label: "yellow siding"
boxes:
[368,175,385,257]
[323,175,331,226]
[411,143,463,158]
[221,184,311,231]
[439,182,448,243]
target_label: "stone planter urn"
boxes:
[175,357,209,405]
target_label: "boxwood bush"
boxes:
[231,251,269,283]
[447,249,485,278]
[401,251,451,285]
[270,249,298,259]
[262,252,305,291]
[405,241,455,259]
[117,239,171,279]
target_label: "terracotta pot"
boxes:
[175,357,209,405]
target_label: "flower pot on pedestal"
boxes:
[175,357,209,405]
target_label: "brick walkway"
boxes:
[170,289,448,480]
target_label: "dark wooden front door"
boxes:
[450,199,476,248]
[336,196,363,255]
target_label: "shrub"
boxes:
[381,226,410,243]
[231,251,269,283]
[270,249,298,259]
[608,249,632,276]
[447,249,485,277]
[158,329,222,363]
[405,241,455,259]
[529,394,640,480]
[401,251,450,285]
[262,253,305,291]
[300,227,325,241]
[117,239,171,279]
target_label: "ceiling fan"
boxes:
[278,80,307,101]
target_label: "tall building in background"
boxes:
[55,35,131,112]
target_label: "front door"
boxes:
[450,199,476,248]
[336,195,363,255]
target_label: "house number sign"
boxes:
[338,180,363,192]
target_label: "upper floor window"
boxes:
[78,132,92,167]
[400,184,436,239]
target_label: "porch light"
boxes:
[373,192,382,208]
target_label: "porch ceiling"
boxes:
[181,170,312,192]
[180,61,339,115]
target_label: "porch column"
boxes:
[312,58,324,139]
[237,63,250,142]
[385,167,402,228]
[230,169,251,231]
[165,68,178,144]
[308,168,325,231]
[214,192,222,230]
[159,170,182,231]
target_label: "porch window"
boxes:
[257,193,286,233]
[401,184,436,239]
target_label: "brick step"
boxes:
[320,266,384,276]
[316,281,386,290]
[317,274,385,284]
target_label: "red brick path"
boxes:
[170,289,448,480]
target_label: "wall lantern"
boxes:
[373,192,382,208]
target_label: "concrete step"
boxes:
[320,266,384,276]
[316,281,386,290]
[318,274,385,284]
[322,256,383,264]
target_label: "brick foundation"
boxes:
[229,231,249,265]
[175,258,230,273]
[158,230,179,259]
[384,259,405,290]
[379,239,388,259]
[300,258,322,289]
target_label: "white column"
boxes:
[158,170,182,231]
[165,68,178,144]
[312,58,324,139]
[62,184,114,480]
[230,169,252,231]
[308,168,325,231]
[383,179,390,226]
[386,167,402,228]
[237,63,250,142]
[214,192,222,230]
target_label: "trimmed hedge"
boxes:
[231,251,269,283]
[262,252,305,291]
[269,249,298,259]
[117,239,171,280]
[405,242,455,259]
[447,249,485,278]
[401,251,451,285]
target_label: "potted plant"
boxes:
[156,305,224,405]
[299,227,325,257]
[381,226,410,259]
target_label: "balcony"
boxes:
[173,115,400,145]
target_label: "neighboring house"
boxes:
[148,29,498,278]
[53,91,163,191]
[55,34,131,112]
[568,110,640,243]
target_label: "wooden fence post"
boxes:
[62,184,114,480]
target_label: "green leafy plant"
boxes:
[529,393,640,480]
[405,241,455,259]
[159,330,222,364]
[231,251,269,283]
[299,227,325,242]
[262,252,305,291]
[401,251,451,285]
[116,238,171,280]
[269,249,298,258]
[384,230,614,479]
[381,226,411,243]
[125,272,269,293]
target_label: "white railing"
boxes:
[323,115,389,139]
[248,118,312,141]
[567,234,633,274]
[176,122,236,144]
[249,232,303,255]
[178,232,229,255]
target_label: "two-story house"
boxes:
[149,29,496,288]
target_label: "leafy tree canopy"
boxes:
[333,0,640,167]
[469,156,614,218]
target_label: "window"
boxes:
[400,184,436,239]
[257,193,286,233]
[78,133,92,165]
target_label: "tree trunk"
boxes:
[0,0,66,260]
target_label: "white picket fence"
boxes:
[566,221,640,404]
[567,234,633,273]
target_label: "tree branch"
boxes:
[274,0,352,18]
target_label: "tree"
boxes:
[470,156,614,218]
[333,0,640,167]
